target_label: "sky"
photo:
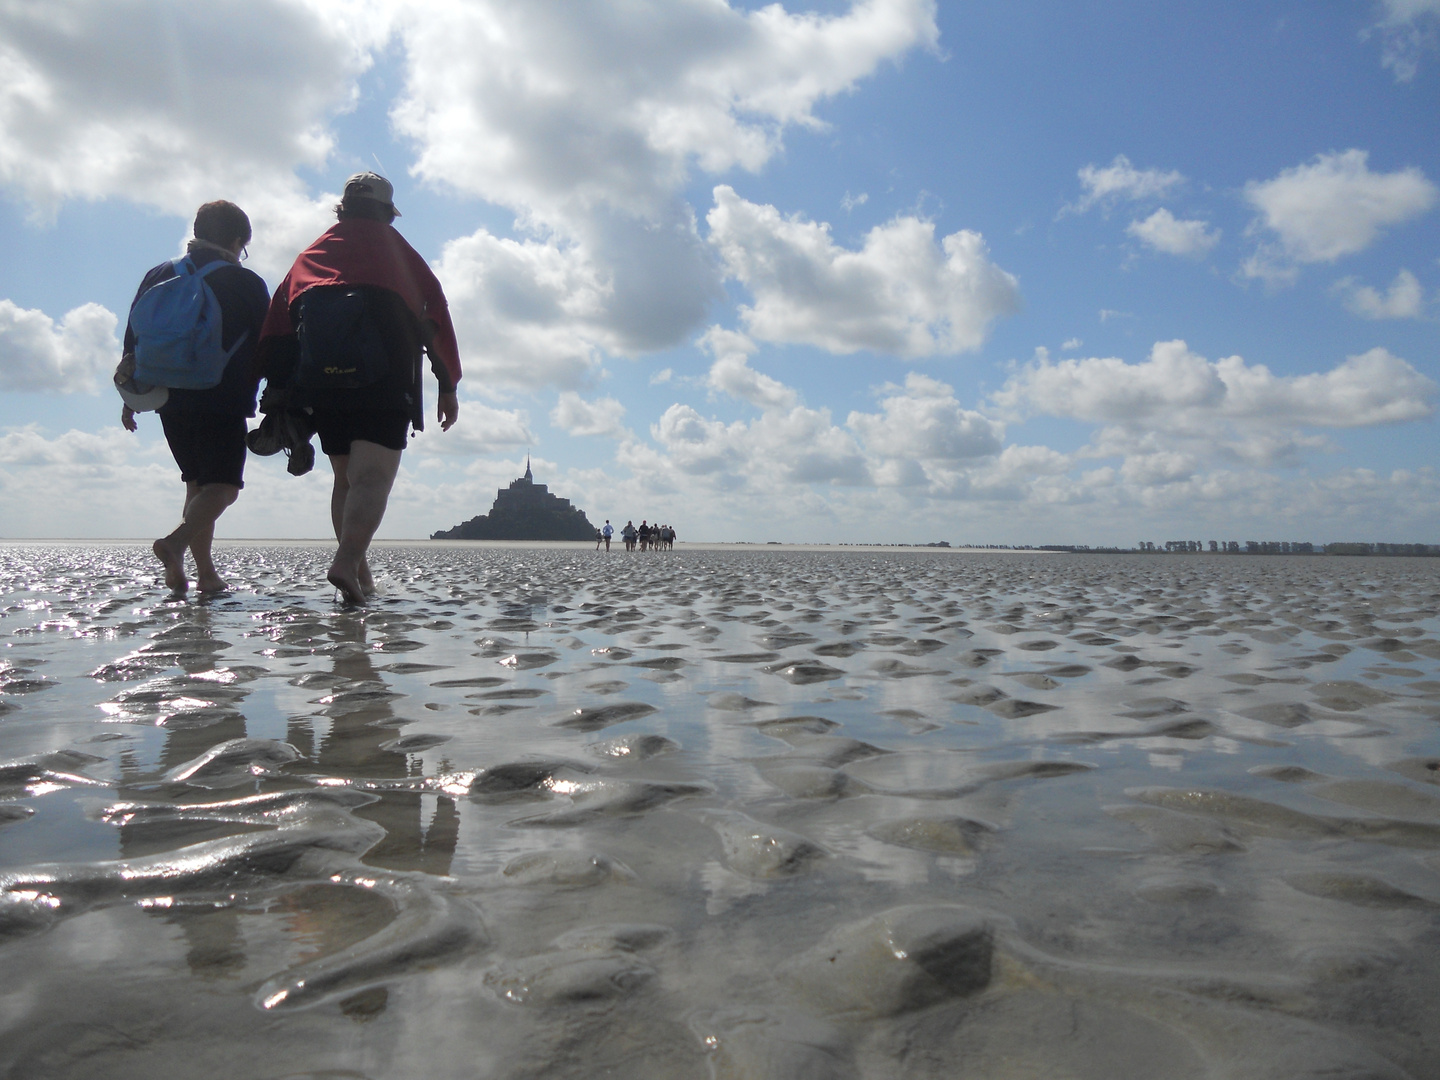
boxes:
[0,0,1437,546]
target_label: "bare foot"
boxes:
[327,562,367,605]
[196,571,228,594]
[358,558,376,596]
[153,538,189,592]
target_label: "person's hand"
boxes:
[121,404,137,433]
[438,390,459,431]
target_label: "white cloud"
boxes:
[0,423,192,537]
[651,404,746,478]
[1120,450,1198,486]
[0,300,118,393]
[550,392,627,438]
[651,401,868,486]
[0,423,134,467]
[409,398,533,456]
[631,370,1002,503]
[1083,422,1334,470]
[1066,154,1183,215]
[996,340,1437,430]
[11,413,1436,545]
[755,407,870,484]
[1066,464,1440,539]
[1,0,939,341]
[989,444,1072,479]
[2,3,1435,548]
[0,0,389,276]
[995,340,1224,424]
[1061,338,1082,351]
[392,0,939,354]
[707,186,1019,357]
[1126,208,1220,257]
[1333,269,1426,319]
[1218,346,1435,426]
[1243,150,1437,273]
[1220,430,1332,467]
[433,228,613,391]
[1366,0,1440,81]
[1237,250,1301,289]
[1082,423,1336,472]
[699,326,797,411]
[394,0,937,220]
[847,373,1003,462]
[587,355,1440,538]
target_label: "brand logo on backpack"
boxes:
[128,257,246,392]
[294,287,388,390]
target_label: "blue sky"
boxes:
[0,0,1436,544]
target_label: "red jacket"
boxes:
[260,218,462,388]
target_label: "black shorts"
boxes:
[159,410,248,488]
[312,409,411,456]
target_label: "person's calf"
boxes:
[167,483,238,590]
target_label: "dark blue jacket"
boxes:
[124,245,270,417]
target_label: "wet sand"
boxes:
[1,542,1438,1079]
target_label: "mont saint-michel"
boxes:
[431,460,596,541]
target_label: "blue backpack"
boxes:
[129,257,246,390]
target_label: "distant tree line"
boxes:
[1031,541,1438,556]
[756,541,1436,555]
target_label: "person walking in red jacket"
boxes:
[259,173,462,603]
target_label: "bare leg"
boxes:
[184,482,228,593]
[328,453,377,596]
[326,441,401,603]
[153,481,239,593]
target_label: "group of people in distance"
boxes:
[595,520,676,552]
[118,173,462,604]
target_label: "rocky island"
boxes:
[430,459,597,541]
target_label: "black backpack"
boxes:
[294,287,388,390]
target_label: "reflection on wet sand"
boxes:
[302,616,459,877]
[0,544,1437,1078]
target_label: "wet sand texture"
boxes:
[1,544,1438,1079]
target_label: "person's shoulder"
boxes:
[208,260,263,282]
[336,219,413,260]
[130,258,180,308]
[140,258,179,287]
[236,265,269,296]
[391,227,443,276]
[207,261,270,299]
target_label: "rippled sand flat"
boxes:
[1,542,1438,1079]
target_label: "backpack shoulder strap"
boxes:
[192,256,236,280]
[190,255,250,358]
[173,255,250,361]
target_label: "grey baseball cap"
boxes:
[343,171,401,216]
